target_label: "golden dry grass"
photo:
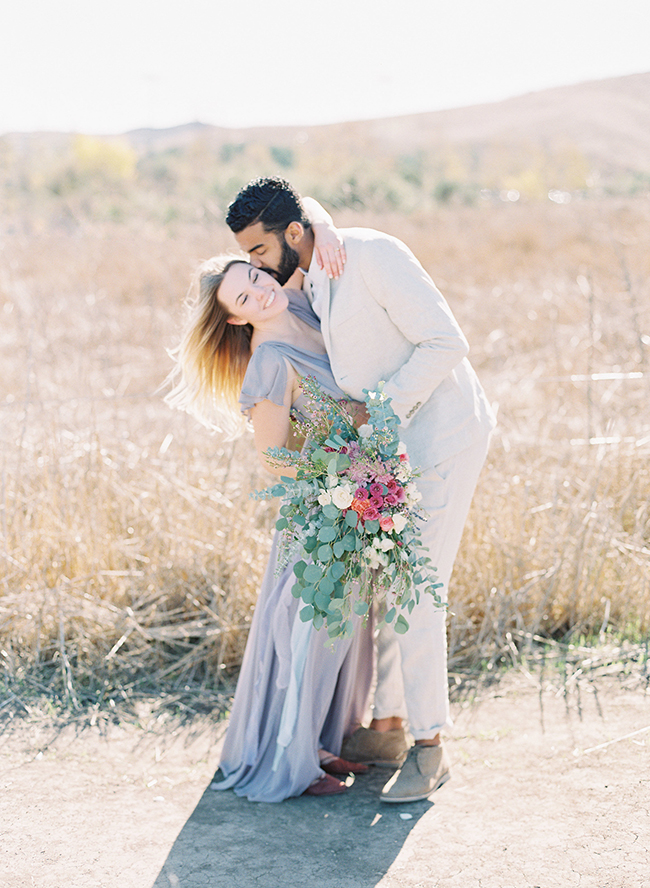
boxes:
[1,198,649,709]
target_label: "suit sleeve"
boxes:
[357,237,470,427]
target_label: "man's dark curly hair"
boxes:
[225,177,311,234]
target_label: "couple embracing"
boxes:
[167,177,495,803]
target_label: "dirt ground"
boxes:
[1,657,649,888]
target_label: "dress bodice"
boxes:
[238,289,347,419]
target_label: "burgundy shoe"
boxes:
[303,773,348,796]
[320,755,370,776]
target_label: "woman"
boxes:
[166,255,373,802]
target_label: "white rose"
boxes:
[363,547,380,569]
[357,424,373,438]
[396,442,408,456]
[405,482,422,504]
[331,486,354,510]
[364,548,388,569]
[318,490,333,506]
[395,467,409,483]
[379,538,395,551]
[392,513,408,533]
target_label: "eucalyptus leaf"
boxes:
[315,589,332,611]
[395,614,410,634]
[333,540,345,558]
[303,563,323,584]
[341,620,354,639]
[317,544,332,561]
[328,561,346,581]
[319,576,335,595]
[327,605,343,622]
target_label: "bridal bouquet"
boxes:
[254,377,443,639]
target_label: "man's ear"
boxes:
[226,315,247,326]
[284,221,305,246]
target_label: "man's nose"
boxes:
[249,255,263,268]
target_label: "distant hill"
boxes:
[122,72,650,174]
[3,72,648,221]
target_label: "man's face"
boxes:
[234,221,300,286]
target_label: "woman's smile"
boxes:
[218,263,289,327]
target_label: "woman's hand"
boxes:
[313,221,346,280]
[302,196,346,280]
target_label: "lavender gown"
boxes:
[211,291,373,803]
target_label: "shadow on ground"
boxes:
[153,767,432,888]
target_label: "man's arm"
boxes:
[358,236,470,427]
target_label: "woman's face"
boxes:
[219,263,289,328]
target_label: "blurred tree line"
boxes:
[0,126,648,229]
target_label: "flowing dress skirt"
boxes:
[212,532,373,802]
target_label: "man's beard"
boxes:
[263,238,300,286]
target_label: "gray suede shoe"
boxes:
[340,726,409,768]
[380,743,451,802]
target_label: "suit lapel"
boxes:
[318,275,334,356]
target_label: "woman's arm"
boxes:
[249,359,299,477]
[302,196,346,280]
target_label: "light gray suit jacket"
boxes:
[314,228,495,470]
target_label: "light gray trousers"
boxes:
[372,434,491,738]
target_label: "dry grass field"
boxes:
[1,195,649,714]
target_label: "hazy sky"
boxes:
[1,0,649,134]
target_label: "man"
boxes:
[226,177,496,802]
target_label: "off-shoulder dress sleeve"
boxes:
[238,344,289,416]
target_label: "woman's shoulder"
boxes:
[285,287,310,307]
[285,288,320,327]
[240,344,291,413]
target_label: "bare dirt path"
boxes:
[1,661,649,888]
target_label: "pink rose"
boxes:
[369,482,384,497]
[370,495,383,509]
[395,487,406,502]
[364,508,381,522]
[384,493,398,506]
[386,480,398,493]
[379,515,394,532]
[355,487,370,500]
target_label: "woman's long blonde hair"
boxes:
[165,255,253,435]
